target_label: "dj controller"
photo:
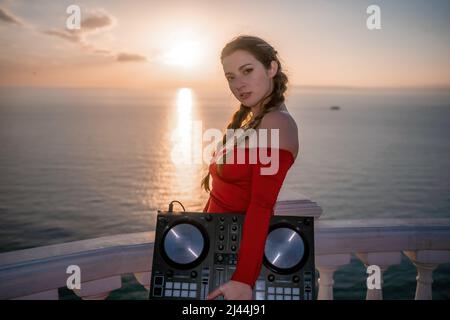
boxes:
[149,210,315,300]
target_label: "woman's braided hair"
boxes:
[201,35,289,193]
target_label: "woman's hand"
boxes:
[207,280,253,300]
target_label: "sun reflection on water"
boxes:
[168,88,204,209]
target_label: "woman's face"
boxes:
[222,49,277,107]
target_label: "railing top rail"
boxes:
[0,231,155,269]
[2,218,449,268]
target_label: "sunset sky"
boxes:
[1,0,449,89]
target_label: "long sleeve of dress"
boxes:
[230,148,294,289]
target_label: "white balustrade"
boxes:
[134,271,151,290]
[404,250,450,300]
[1,192,449,300]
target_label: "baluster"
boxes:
[316,254,351,300]
[356,252,401,300]
[134,271,151,290]
[404,250,450,300]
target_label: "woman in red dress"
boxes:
[202,35,299,300]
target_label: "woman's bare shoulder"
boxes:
[258,110,299,159]
[260,110,297,129]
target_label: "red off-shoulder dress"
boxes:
[202,146,295,289]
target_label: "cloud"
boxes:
[0,7,23,26]
[42,9,146,64]
[94,48,112,55]
[81,10,115,30]
[42,9,115,45]
[116,52,147,62]
[42,29,81,43]
[0,5,147,71]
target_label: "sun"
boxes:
[163,40,202,67]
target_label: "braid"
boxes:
[201,104,250,192]
[230,104,251,129]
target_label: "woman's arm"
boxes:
[230,147,295,288]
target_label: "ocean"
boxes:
[0,86,449,299]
